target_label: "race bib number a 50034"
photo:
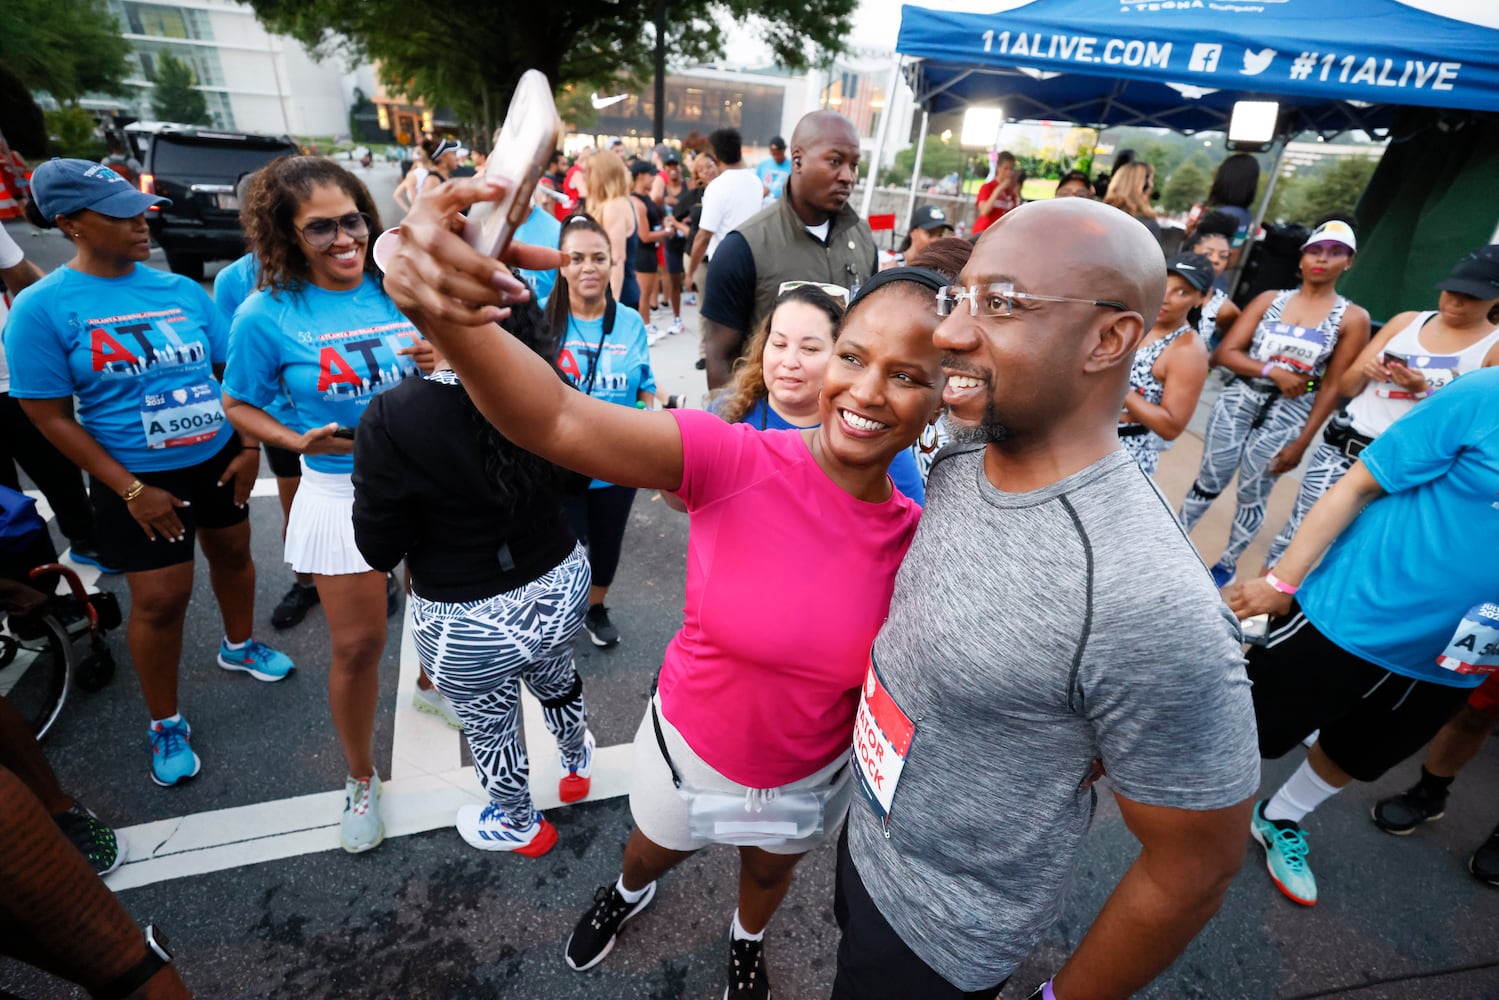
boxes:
[1437,602,1499,676]
[141,383,225,449]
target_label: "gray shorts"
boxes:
[629,693,854,855]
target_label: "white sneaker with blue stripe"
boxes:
[456,803,558,857]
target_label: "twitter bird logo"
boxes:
[1241,48,1277,75]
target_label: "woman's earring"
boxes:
[918,421,941,454]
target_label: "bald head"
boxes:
[788,111,861,220]
[976,198,1166,319]
[790,110,858,152]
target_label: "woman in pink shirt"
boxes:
[381,182,946,1000]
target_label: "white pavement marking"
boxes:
[64,478,637,890]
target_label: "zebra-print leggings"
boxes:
[1263,440,1354,569]
[409,543,592,825]
[1179,379,1313,568]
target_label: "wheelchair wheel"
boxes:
[0,613,75,740]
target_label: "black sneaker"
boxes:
[1470,824,1499,886]
[53,803,123,876]
[726,934,771,999]
[271,582,320,630]
[386,571,401,618]
[565,882,656,971]
[583,605,620,648]
[67,542,121,575]
[1371,782,1448,835]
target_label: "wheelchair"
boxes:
[0,528,120,741]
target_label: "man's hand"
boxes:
[216,447,260,507]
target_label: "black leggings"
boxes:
[0,393,95,546]
[562,485,637,591]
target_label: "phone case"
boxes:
[463,70,563,260]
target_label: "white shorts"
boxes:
[282,465,376,577]
[628,692,853,855]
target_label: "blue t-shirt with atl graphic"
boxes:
[214,252,295,430]
[557,305,656,490]
[223,274,422,475]
[4,263,234,472]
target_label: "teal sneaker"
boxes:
[340,773,385,854]
[217,637,294,682]
[1250,800,1317,906]
[149,717,201,787]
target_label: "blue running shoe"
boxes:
[456,803,558,857]
[66,543,122,575]
[1250,800,1317,905]
[149,717,201,787]
[217,638,294,682]
[1209,561,1237,589]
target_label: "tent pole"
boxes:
[1232,139,1289,301]
[903,108,931,233]
[861,56,905,219]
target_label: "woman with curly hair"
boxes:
[351,294,597,857]
[4,159,293,789]
[221,155,429,853]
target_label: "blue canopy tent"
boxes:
[885,0,1499,318]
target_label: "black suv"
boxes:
[125,123,300,280]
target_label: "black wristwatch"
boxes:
[93,924,171,1000]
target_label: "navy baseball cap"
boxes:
[31,158,169,219]
[1437,245,1499,301]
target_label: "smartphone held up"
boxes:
[463,70,563,260]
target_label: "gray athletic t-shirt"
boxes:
[847,445,1260,990]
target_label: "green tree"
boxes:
[43,104,106,158]
[0,0,132,102]
[244,0,857,139]
[1267,155,1380,225]
[1160,161,1208,215]
[151,53,211,126]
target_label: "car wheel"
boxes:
[165,252,204,281]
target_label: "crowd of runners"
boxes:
[0,106,1496,1000]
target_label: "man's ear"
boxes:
[1083,310,1145,373]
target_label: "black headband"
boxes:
[847,266,950,312]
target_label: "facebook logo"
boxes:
[1189,43,1222,73]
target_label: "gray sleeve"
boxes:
[1080,590,1260,810]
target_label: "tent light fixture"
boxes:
[960,106,1005,148]
[1227,100,1279,151]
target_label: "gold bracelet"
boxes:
[120,479,146,503]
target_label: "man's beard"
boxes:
[945,398,1011,444]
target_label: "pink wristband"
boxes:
[1265,572,1298,595]
[1260,362,1275,378]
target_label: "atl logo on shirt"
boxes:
[89,310,206,376]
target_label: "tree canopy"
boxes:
[0,0,133,103]
[244,0,856,138]
[151,53,211,126]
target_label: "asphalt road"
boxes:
[3,167,1498,999]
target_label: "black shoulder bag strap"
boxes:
[580,296,618,398]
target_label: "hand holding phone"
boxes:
[463,70,563,261]
[1383,351,1408,368]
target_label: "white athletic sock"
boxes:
[1263,759,1341,824]
[731,909,765,942]
[222,636,249,651]
[616,875,650,904]
[150,713,183,730]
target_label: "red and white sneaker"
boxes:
[456,803,558,857]
[559,730,595,804]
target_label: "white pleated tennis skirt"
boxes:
[283,465,375,576]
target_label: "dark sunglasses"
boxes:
[297,212,372,250]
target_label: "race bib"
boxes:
[1255,322,1328,376]
[141,383,225,449]
[852,655,916,829]
[1436,602,1499,676]
[1375,353,1460,399]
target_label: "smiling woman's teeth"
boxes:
[949,375,984,390]
[333,249,359,261]
[842,410,888,432]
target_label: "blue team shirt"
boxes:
[4,264,234,471]
[736,397,926,506]
[514,206,563,309]
[557,305,656,489]
[214,253,296,429]
[223,274,422,475]
[1299,367,1499,687]
[756,157,789,201]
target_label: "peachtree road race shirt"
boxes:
[5,264,234,472]
[223,274,421,476]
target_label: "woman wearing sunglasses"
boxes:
[381,175,949,1000]
[221,156,429,854]
[5,159,293,790]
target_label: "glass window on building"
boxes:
[820,71,886,140]
[117,1,211,40]
[594,78,784,146]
